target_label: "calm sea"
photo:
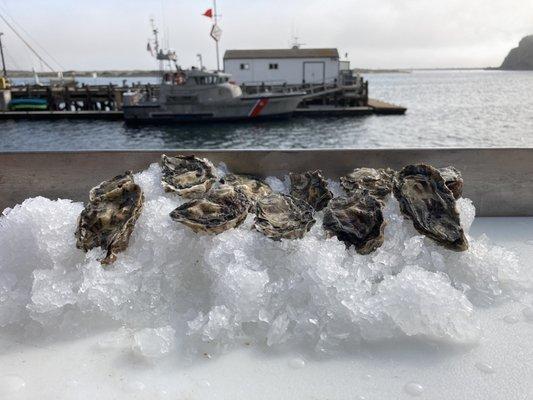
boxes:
[1,70,532,150]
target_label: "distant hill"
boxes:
[500,35,533,70]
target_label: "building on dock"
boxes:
[223,47,343,85]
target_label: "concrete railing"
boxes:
[1,148,532,216]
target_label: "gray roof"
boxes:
[224,48,339,60]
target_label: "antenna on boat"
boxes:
[149,18,178,73]
[0,32,7,77]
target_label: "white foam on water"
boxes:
[0,164,531,358]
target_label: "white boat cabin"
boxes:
[223,47,341,86]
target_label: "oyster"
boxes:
[170,183,250,234]
[75,171,144,265]
[323,193,386,255]
[221,173,272,203]
[289,170,333,211]
[254,193,315,240]
[160,154,217,198]
[393,164,468,251]
[439,166,463,199]
[340,167,395,199]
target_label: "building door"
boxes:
[303,62,325,84]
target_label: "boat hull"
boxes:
[123,94,302,124]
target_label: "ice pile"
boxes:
[0,163,531,358]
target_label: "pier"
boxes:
[0,80,406,120]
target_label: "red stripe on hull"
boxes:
[249,98,270,117]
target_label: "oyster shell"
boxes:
[323,193,386,255]
[439,166,463,199]
[289,170,333,211]
[160,154,217,198]
[221,173,272,203]
[254,193,315,240]
[393,164,468,251]
[170,183,250,234]
[75,171,144,265]
[340,167,395,199]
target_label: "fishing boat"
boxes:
[122,68,304,123]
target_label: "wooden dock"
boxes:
[0,99,405,121]
[294,105,373,117]
[367,98,407,115]
[0,110,123,120]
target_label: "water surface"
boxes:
[1,70,532,150]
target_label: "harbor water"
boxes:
[1,69,532,150]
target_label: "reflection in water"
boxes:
[2,70,533,150]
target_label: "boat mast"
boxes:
[213,0,220,71]
[0,32,7,77]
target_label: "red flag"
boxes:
[202,9,213,18]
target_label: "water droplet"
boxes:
[475,362,495,374]
[362,373,373,381]
[356,396,367,400]
[288,357,306,369]
[503,314,520,324]
[198,380,211,388]
[0,375,26,394]
[522,307,533,321]
[404,382,424,396]
[124,380,146,393]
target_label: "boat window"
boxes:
[269,63,279,70]
[240,63,250,70]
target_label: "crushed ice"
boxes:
[0,163,531,358]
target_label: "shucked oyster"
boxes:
[254,193,315,240]
[439,166,463,199]
[160,154,217,198]
[221,173,272,203]
[340,167,395,199]
[289,170,333,211]
[170,183,250,234]
[323,193,386,255]
[393,164,468,252]
[75,171,144,265]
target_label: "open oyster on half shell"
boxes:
[254,193,315,240]
[160,154,217,199]
[221,173,272,204]
[170,183,251,234]
[393,164,468,252]
[340,167,395,200]
[323,192,386,255]
[289,170,333,211]
[75,171,144,265]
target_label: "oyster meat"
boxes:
[393,164,468,251]
[323,193,386,255]
[221,173,272,203]
[439,166,463,199]
[170,183,250,234]
[254,193,315,240]
[289,170,333,211]
[340,167,395,199]
[160,154,217,198]
[75,171,144,265]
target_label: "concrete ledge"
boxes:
[0,148,531,216]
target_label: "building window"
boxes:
[240,63,250,70]
[269,63,279,70]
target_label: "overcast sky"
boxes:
[0,0,532,71]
